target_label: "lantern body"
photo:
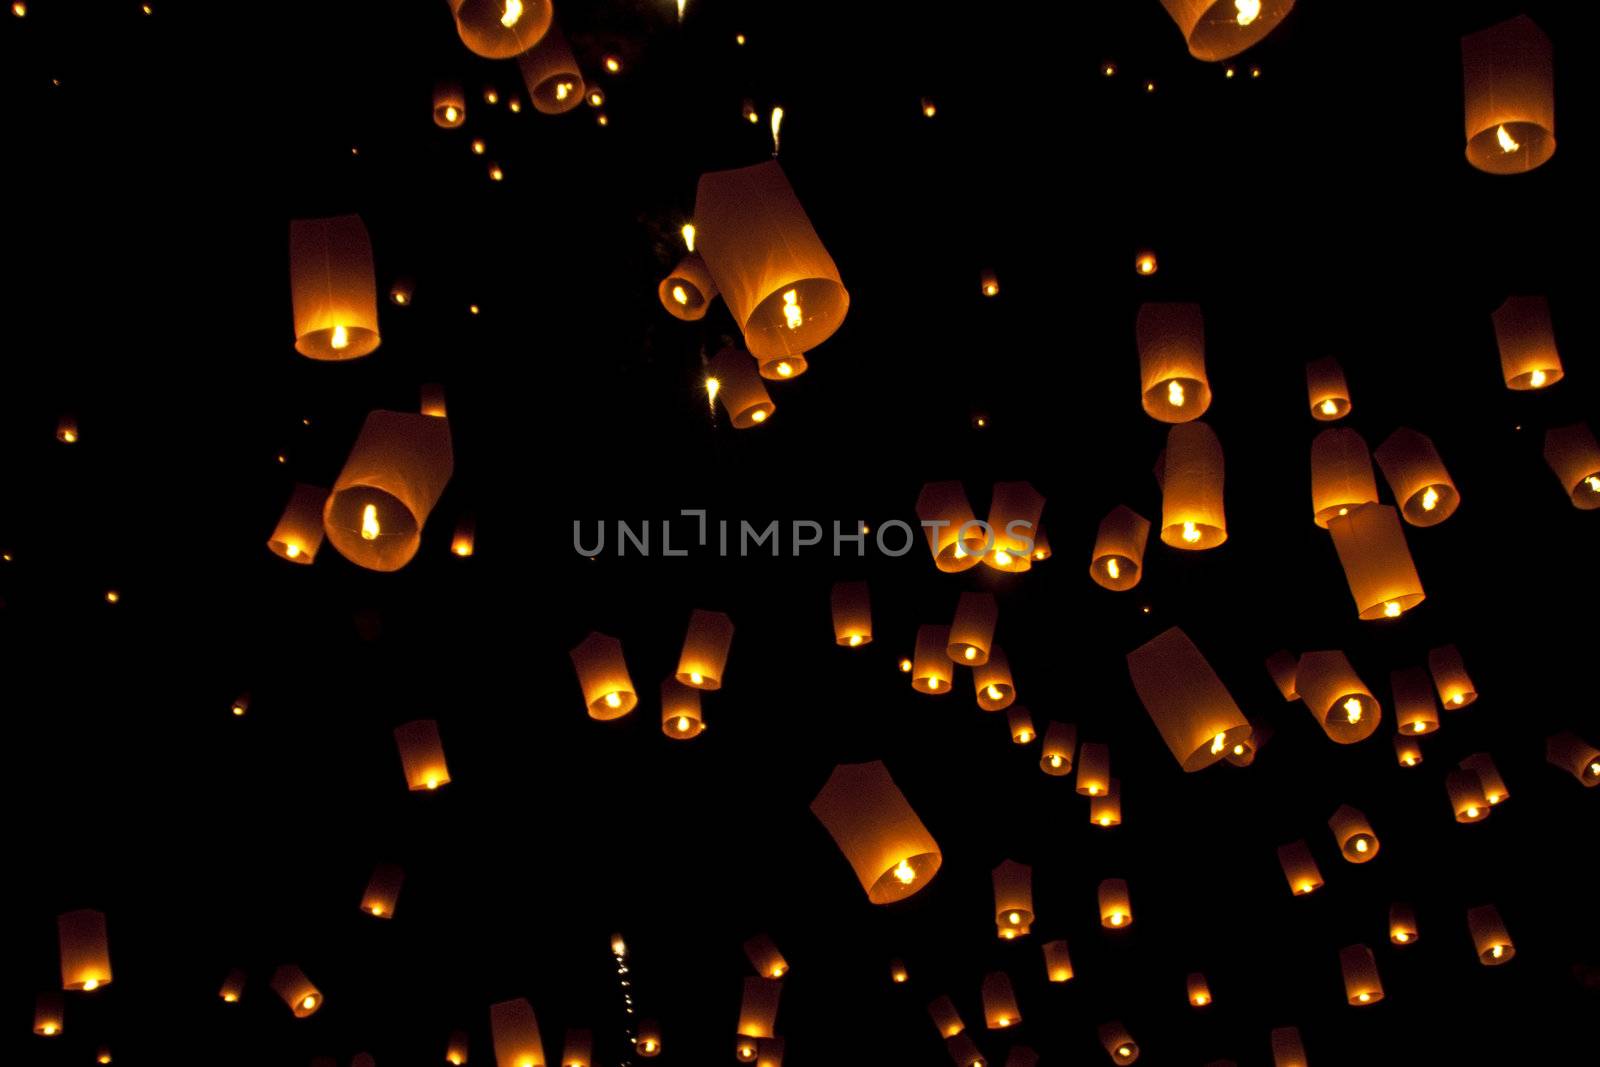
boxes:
[421,383,447,419]
[984,480,1044,571]
[753,1037,785,1067]
[289,215,381,360]
[1391,902,1419,945]
[1296,651,1380,744]
[755,349,807,380]
[1394,733,1424,767]
[1089,505,1150,590]
[451,515,475,557]
[1339,944,1383,1005]
[1462,15,1555,174]
[981,971,1021,1029]
[516,21,582,113]
[268,483,329,563]
[658,254,718,322]
[324,411,454,571]
[974,647,1015,711]
[1328,504,1425,620]
[570,632,636,719]
[993,860,1034,932]
[946,1034,984,1067]
[360,863,404,918]
[1137,302,1210,421]
[490,997,546,1067]
[1459,752,1509,805]
[394,719,450,791]
[219,967,246,1002]
[708,347,775,428]
[1306,356,1350,419]
[1090,779,1122,827]
[1126,627,1250,771]
[1160,422,1226,547]
[1270,1026,1307,1067]
[1264,650,1298,700]
[1043,939,1074,981]
[1159,0,1295,60]
[743,934,788,979]
[1543,423,1600,508]
[1187,972,1212,1006]
[1099,878,1132,928]
[1328,804,1380,862]
[830,580,872,647]
[1493,296,1563,389]
[676,608,734,689]
[635,1020,661,1057]
[1097,1021,1140,1063]
[434,81,466,127]
[390,277,415,305]
[738,975,782,1039]
[58,909,112,990]
[1391,666,1440,735]
[1077,742,1110,796]
[1310,428,1378,528]
[56,414,78,443]
[1428,644,1477,708]
[1467,904,1515,964]
[34,992,63,1036]
[1278,840,1324,896]
[1374,427,1460,525]
[913,624,954,694]
[270,964,321,1017]
[928,994,965,1038]
[695,161,848,360]
[980,267,999,296]
[561,1028,590,1066]
[810,760,942,903]
[915,481,986,572]
[1005,705,1035,745]
[447,1029,471,1065]
[1545,730,1600,786]
[1040,721,1076,775]
[450,0,550,57]
[889,960,909,984]
[660,679,704,739]
[1447,768,1491,822]
[948,592,997,665]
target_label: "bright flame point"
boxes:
[892,859,916,885]
[330,324,349,350]
[1343,697,1363,724]
[1167,379,1185,406]
[360,504,380,541]
[500,0,522,28]
[1496,124,1520,153]
[1235,0,1260,26]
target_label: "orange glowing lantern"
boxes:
[1089,505,1150,590]
[1099,878,1132,928]
[34,992,63,1036]
[1394,732,1424,767]
[811,760,942,903]
[1543,423,1600,508]
[993,860,1034,936]
[980,268,1000,297]
[1225,718,1268,766]
[490,997,546,1067]
[1447,768,1490,822]
[658,254,718,322]
[1137,302,1210,421]
[1127,626,1250,771]
[743,934,788,979]
[1391,902,1419,945]
[1271,1027,1307,1066]
[570,631,636,719]
[915,481,986,572]
[1278,840,1324,896]
[1135,250,1158,275]
[1296,651,1380,744]
[449,0,551,58]
[889,959,908,984]
[1340,944,1383,1005]
[1328,804,1379,862]
[1091,778,1122,827]
[451,515,475,558]
[982,971,1021,1028]
[58,909,111,991]
[1462,15,1555,174]
[219,967,246,1002]
[1545,730,1600,786]
[636,1020,661,1057]
[1005,705,1035,745]
[1077,742,1110,796]
[1310,428,1378,527]
[434,82,466,127]
[390,277,415,305]
[1328,504,1425,620]
[928,994,965,1038]
[289,214,381,360]
[738,975,782,1040]
[1427,644,1477,708]
[267,483,330,564]
[360,862,404,918]
[676,608,734,689]
[830,580,872,647]
[1030,523,1052,561]
[1159,0,1296,60]
[1306,356,1351,419]
[984,480,1045,571]
[1161,422,1227,548]
[1391,666,1439,735]
[559,1029,590,1066]
[394,719,450,791]
[1041,721,1076,775]
[270,964,321,1017]
[1043,939,1074,981]
[1264,649,1298,701]
[1459,753,1509,805]
[1467,904,1515,965]
[324,410,454,571]
[708,347,775,428]
[974,647,1015,711]
[517,21,582,113]
[56,414,78,443]
[1098,1021,1140,1062]
[1187,972,1212,1007]
[661,679,704,739]
[913,624,954,694]
[447,1029,470,1064]
[419,382,447,418]
[1374,427,1460,526]
[1493,296,1563,389]
[946,1034,984,1066]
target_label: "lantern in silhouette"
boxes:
[1278,840,1323,896]
[1297,651,1379,743]
[677,609,734,689]
[1310,428,1378,527]
[1264,650,1298,701]
[324,410,453,571]
[658,254,717,322]
[992,860,1033,936]
[1033,940,1072,984]
[1462,15,1555,174]
[810,760,942,903]
[219,968,246,1002]
[1428,644,1477,708]
[1493,296,1563,389]
[946,1034,984,1067]
[1030,523,1052,561]
[516,20,581,113]
[1098,1021,1140,1063]
[271,965,321,1017]
[1459,752,1508,805]
[829,580,872,647]
[636,1020,661,1057]
[1090,505,1150,590]
[394,719,450,791]
[1099,878,1132,928]
[490,997,545,1067]
[695,161,849,361]
[434,81,466,126]
[1374,427,1459,526]
[1543,423,1600,508]
[1328,504,1425,620]
[915,481,986,572]
[360,862,404,918]
[34,992,63,1036]
[1006,706,1035,745]
[1137,302,1209,421]
[708,347,775,428]
[1328,805,1379,862]
[560,1029,590,1066]
[948,592,997,665]
[928,995,965,1038]
[1270,1026,1307,1067]
[660,679,704,739]
[1187,972,1212,1007]
[1161,422,1226,547]
[913,624,954,694]
[1091,779,1122,827]
[1467,904,1514,965]
[570,632,636,719]
[1394,733,1424,767]
[1127,626,1250,771]
[447,1030,470,1065]
[1159,0,1295,60]
[982,971,1020,1028]
[743,934,788,979]
[1392,667,1439,735]
[449,0,550,57]
[1077,742,1111,796]
[57,910,111,990]
[1546,731,1600,786]
[1340,944,1383,1005]
[268,483,329,564]
[1391,902,1419,945]
[1041,722,1076,775]
[1447,768,1490,822]
[1306,356,1350,419]
[974,647,1015,711]
[737,975,782,1045]
[985,480,1044,571]
[980,268,999,297]
[289,215,381,360]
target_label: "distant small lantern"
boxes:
[1077,742,1111,796]
[447,1029,470,1064]
[743,933,788,979]
[810,760,942,903]
[1545,730,1600,786]
[890,959,908,984]
[270,964,321,1017]
[56,414,78,443]
[1339,944,1383,1005]
[658,254,718,322]
[1040,939,1074,983]
[1006,706,1035,745]
[980,268,1000,297]
[636,1020,661,1057]
[1278,839,1324,896]
[1394,733,1424,767]
[449,0,551,58]
[1493,296,1563,389]
[390,277,415,305]
[984,480,1045,571]
[1098,1021,1140,1063]
[1135,250,1158,275]
[219,967,246,1002]
[561,1028,591,1066]
[1159,0,1295,60]
[268,483,328,564]
[97,1045,112,1064]
[948,595,997,668]
[1187,971,1212,1006]
[830,580,872,647]
[928,994,965,1038]
[946,1034,985,1067]
[289,214,381,360]
[1160,422,1227,548]
[754,1038,785,1067]
[1127,626,1250,771]
[1270,1026,1308,1067]
[1306,356,1351,419]
[1543,423,1600,508]
[1040,722,1076,775]
[1462,15,1555,174]
[1296,651,1380,744]
[58,909,112,990]
[1310,428,1378,527]
[1466,904,1515,965]
[1089,505,1151,590]
[1099,878,1132,928]
[1391,666,1440,735]
[1328,804,1380,862]
[1459,752,1509,805]
[708,347,775,428]
[676,608,734,689]
[981,971,1021,1028]
[360,862,404,918]
[1091,778,1122,827]
[1391,902,1419,945]
[433,81,466,127]
[1137,302,1210,422]
[975,647,1015,711]
[738,975,782,1039]
[1030,523,1052,561]
[915,481,986,572]
[1328,504,1425,620]
[451,515,475,558]
[34,992,63,1036]
[517,20,583,114]
[1264,650,1299,701]
[1447,768,1491,822]
[913,624,954,694]
[1374,427,1460,526]
[394,719,450,791]
[993,860,1034,935]
[661,679,704,739]
[324,410,454,571]
[920,96,937,117]
[489,997,546,1067]
[570,631,636,719]
[229,692,249,716]
[1427,644,1477,708]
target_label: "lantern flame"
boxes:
[1529,369,1546,387]
[676,716,690,732]
[1421,486,1440,511]
[301,996,317,1011]
[444,106,458,123]
[848,634,862,647]
[1354,837,1369,853]
[963,647,977,661]
[1466,805,1479,818]
[770,106,783,154]
[500,0,522,27]
[83,979,100,991]
[1384,601,1401,617]
[330,324,349,349]
[1182,521,1201,543]
[670,284,689,304]
[1106,557,1121,579]
[677,0,686,22]
[1167,379,1185,406]
[986,685,1003,700]
[1586,475,1600,493]
[993,550,1012,566]
[705,376,720,409]
[681,223,695,252]
[892,859,916,885]
[689,672,703,684]
[775,361,793,377]
[604,691,623,709]
[285,543,301,559]
[1049,755,1062,767]
[782,288,802,329]
[1496,124,1520,153]
[555,82,572,101]
[750,409,767,423]
[1320,398,1339,415]
[360,504,380,540]
[1211,732,1226,755]
[1343,697,1363,724]
[1491,944,1504,959]
[1414,721,1426,733]
[1235,0,1261,25]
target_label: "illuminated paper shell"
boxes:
[915,481,986,572]
[709,347,775,428]
[658,254,717,321]
[1328,504,1425,619]
[289,214,381,360]
[993,860,1034,930]
[1137,302,1210,421]
[270,964,321,1017]
[1390,902,1419,945]
[676,608,734,689]
[1391,666,1439,735]
[490,997,546,1067]
[981,971,1021,1028]
[1394,732,1424,767]
[1427,643,1477,708]
[433,81,466,127]
[1159,0,1296,61]
[1459,752,1509,805]
[889,959,908,984]
[810,760,941,903]
[984,480,1044,571]
[1089,505,1150,590]
[1546,730,1600,786]
[324,410,454,571]
[661,679,704,739]
[516,21,583,113]
[421,383,447,418]
[1374,427,1459,525]
[394,719,450,791]
[1188,972,1212,1006]
[1306,356,1350,419]
[570,631,637,719]
[268,483,328,564]
[1467,904,1515,965]
[738,976,782,1038]
[1076,742,1110,796]
[1278,839,1323,896]
[1040,721,1075,775]
[1543,423,1600,509]
[1097,1021,1140,1063]
[1493,295,1563,389]
[58,909,112,990]
[974,647,1015,711]
[1447,768,1491,822]
[1090,779,1122,826]
[948,592,997,664]
[219,968,246,1002]
[1098,878,1132,928]
[449,0,551,58]
[946,1033,984,1067]
[447,1029,470,1064]
[636,1019,662,1056]
[1270,1027,1307,1067]
[1126,626,1250,771]
[360,863,404,918]
[743,933,788,979]
[1310,428,1378,528]
[1339,944,1383,1005]
[1296,651,1379,743]
[928,994,965,1038]
[913,624,954,694]
[1328,804,1379,862]
[1160,421,1226,548]
[830,580,872,646]
[34,992,63,1036]
[1462,15,1555,174]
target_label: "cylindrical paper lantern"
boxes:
[449,0,551,58]
[695,161,849,361]
[661,679,704,739]
[1270,1027,1307,1067]
[1041,721,1076,775]
[1161,421,1226,547]
[810,760,942,903]
[754,1038,785,1067]
[1099,878,1132,928]
[1394,732,1424,767]
[452,515,475,557]
[1005,705,1035,745]
[1462,15,1555,174]
[516,21,582,113]
[1447,768,1491,822]
[1459,752,1508,805]
[1493,296,1563,389]
[1278,840,1323,896]
[743,933,788,978]
[490,997,546,1067]
[981,971,1020,1028]
[676,608,734,689]
[974,647,1015,711]
[1077,742,1111,796]
[56,414,78,443]
[1546,730,1600,786]
[447,1029,470,1065]
[984,480,1044,571]
[289,215,381,360]
[1188,972,1212,1006]
[1089,505,1151,590]
[1043,939,1073,982]
[889,959,908,984]
[1328,804,1379,862]
[1126,626,1250,771]
[946,1034,984,1067]
[390,277,414,305]
[708,347,775,428]
[1264,650,1299,701]
[434,81,466,127]
[270,964,321,1017]
[737,975,782,1039]
[1296,651,1380,744]
[361,863,404,918]
[992,860,1033,933]
[1391,902,1419,945]
[324,410,454,571]
[58,909,111,990]
[560,1029,590,1067]
[980,268,999,297]
[658,254,718,322]
[570,632,636,719]
[1374,427,1460,526]
[913,624,954,694]
[948,592,997,665]
[1030,523,1052,562]
[268,483,329,563]
[830,580,872,647]
[421,383,447,418]
[34,992,63,1036]
[1467,904,1515,965]
[1091,779,1122,827]
[1340,944,1383,1005]
[636,1020,661,1056]
[1159,0,1295,61]
[1306,356,1351,420]
[1543,423,1600,508]
[219,967,246,1002]
[1098,1021,1140,1063]
[394,719,450,790]
[928,994,965,1038]
[1329,504,1425,619]
[1310,428,1378,528]
[755,350,807,381]
[1428,644,1477,708]
[1391,667,1439,735]
[1137,302,1210,421]
[915,481,986,572]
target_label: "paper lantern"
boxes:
[980,268,999,297]
[659,679,704,739]
[1394,733,1424,767]
[1099,878,1132,928]
[270,964,321,1017]
[1462,15,1555,174]
[419,383,447,419]
[737,975,782,1040]
[1188,972,1212,1007]
[1005,705,1035,745]
[676,609,734,689]
[390,277,415,305]
[1159,0,1295,61]
[1270,1026,1307,1067]
[361,862,404,918]
[946,1034,985,1067]
[915,481,986,572]
[984,480,1045,571]
[928,994,965,1038]
[490,997,546,1067]
[889,959,908,984]
[1459,753,1509,805]
[708,347,775,428]
[1447,768,1491,822]
[1296,651,1380,744]
[658,254,718,322]
[1428,644,1477,708]
[58,909,111,990]
[1264,650,1298,700]
[829,580,872,647]
[289,215,381,360]
[268,483,329,564]
[1278,840,1324,896]
[1161,422,1226,547]
[516,21,582,113]
[1135,250,1158,275]
[1137,302,1210,421]
[636,1020,661,1057]
[1310,428,1378,528]
[570,632,636,719]
[394,719,450,791]
[1042,939,1074,982]
[1546,730,1600,786]
[1040,722,1076,775]
[1543,423,1600,508]
[1493,296,1563,389]
[1391,902,1419,945]
[1030,523,1052,562]
[753,1039,785,1067]
[447,1029,471,1065]
[451,515,475,558]
[56,414,78,443]
[1373,427,1460,526]
[810,760,942,903]
[1391,667,1439,735]
[1126,626,1250,771]
[695,161,849,361]
[947,592,997,665]
[1098,1021,1140,1063]
[974,647,1016,711]
[913,624,954,694]
[434,81,466,127]
[449,0,550,58]
[324,410,454,571]
[97,1045,112,1064]
[33,992,62,1036]
[743,933,788,978]
[1077,742,1110,796]
[1306,356,1351,420]
[1328,504,1425,619]
[981,971,1020,1029]
[993,860,1034,937]
[1328,804,1379,862]
[1339,944,1383,1005]
[1089,505,1151,590]
[1091,779,1122,827]
[219,967,246,1002]
[1467,904,1515,965]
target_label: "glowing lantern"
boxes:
[981,971,1020,1028]
[762,350,810,383]
[394,719,450,791]
[1427,644,1477,708]
[1090,778,1122,826]
[915,481,987,572]
[658,254,718,322]
[419,383,447,419]
[984,480,1045,571]
[1339,944,1383,1005]
[98,1045,112,1063]
[570,632,636,719]
[1089,505,1151,590]
[270,964,321,1017]
[754,1038,785,1067]
[1328,804,1379,863]
[1098,1021,1140,1062]
[516,21,582,113]
[660,679,704,739]
[1188,972,1212,1007]
[1391,902,1419,945]
[1447,768,1490,822]
[1394,733,1424,767]
[1264,650,1298,701]
[1543,423,1600,508]
[56,414,78,443]
[1391,667,1439,735]
[920,96,937,117]
[1545,730,1600,786]
[1278,840,1324,896]
[1043,939,1073,982]
[928,994,965,1038]
[1328,504,1425,620]
[289,215,381,360]
[1135,250,1158,275]
[992,860,1034,936]
[1158,0,1296,61]
[1040,722,1076,775]
[694,161,849,361]
[830,580,872,647]
[447,1029,470,1064]
[1030,523,1052,561]
[268,483,329,564]
[489,997,546,1067]
[1493,296,1563,389]
[33,992,63,1036]
[675,608,734,690]
[890,959,908,984]
[708,347,775,428]
[1467,904,1515,965]
[1462,15,1555,174]
[1296,651,1379,744]
[451,515,475,558]
[1373,427,1460,526]
[1310,428,1378,527]
[913,624,954,694]
[1270,1026,1307,1067]
[219,968,246,1002]
[361,862,404,918]
[636,1020,661,1057]
[810,760,942,903]
[980,268,1000,297]
[737,976,782,1041]
[449,0,550,58]
[974,649,1017,713]
[946,1034,985,1067]
[1076,742,1110,796]
[1306,356,1351,420]
[743,934,788,979]
[324,410,454,571]
[434,82,466,127]
[1160,422,1226,547]
[948,594,999,667]
[1457,753,1508,807]
[1099,878,1132,928]
[58,910,111,991]
[1137,302,1210,421]
[1127,626,1251,771]
[390,277,415,305]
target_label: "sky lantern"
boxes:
[1270,1026,1307,1067]
[1427,644,1477,708]
[394,719,450,791]
[928,995,965,1038]
[981,971,1021,1029]
[980,268,999,297]
[1030,523,1052,561]
[434,81,466,127]
[420,383,447,419]
[889,960,909,984]
[490,997,546,1067]
[1447,768,1491,822]
[1542,423,1600,508]
[947,591,997,665]
[1467,904,1515,965]
[1493,296,1563,389]
[289,214,381,360]
[1278,839,1324,896]
[1296,651,1380,743]
[1160,422,1226,548]
[447,1030,470,1064]
[1137,302,1210,421]
[1394,733,1424,768]
[1005,705,1035,745]
[1310,428,1378,527]
[1098,1021,1140,1062]
[1459,753,1509,805]
[753,1038,785,1067]
[1091,778,1122,826]
[709,347,775,428]
[270,964,322,1017]
[570,632,636,719]
[1159,0,1295,60]
[974,646,1016,711]
[661,679,705,739]
[1328,504,1425,620]
[267,483,328,564]
[635,1020,662,1057]
[1077,742,1111,796]
[830,580,872,647]
[743,933,788,978]
[1391,666,1440,735]
[1545,730,1600,786]
[360,863,404,918]
[1340,944,1383,1005]
[658,254,718,321]
[676,608,734,689]
[1462,15,1555,174]
[56,414,78,443]
[738,976,782,1047]
[451,515,476,558]
[449,0,551,58]
[1043,939,1073,982]
[560,1029,592,1066]
[1328,804,1380,862]
[1225,718,1268,766]
[517,20,582,113]
[1373,427,1460,526]
[1089,505,1150,590]
[219,968,246,1003]
[946,1034,984,1067]
[810,760,942,903]
[1099,878,1133,928]
[993,860,1034,937]
[915,481,986,571]
[324,410,454,571]
[1264,650,1298,701]
[1306,356,1351,419]
[913,624,954,694]
[1391,902,1419,945]
[1040,722,1076,775]
[57,909,112,990]
[984,480,1045,571]
[34,992,63,1036]
[1126,626,1250,771]
[1187,972,1213,1007]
